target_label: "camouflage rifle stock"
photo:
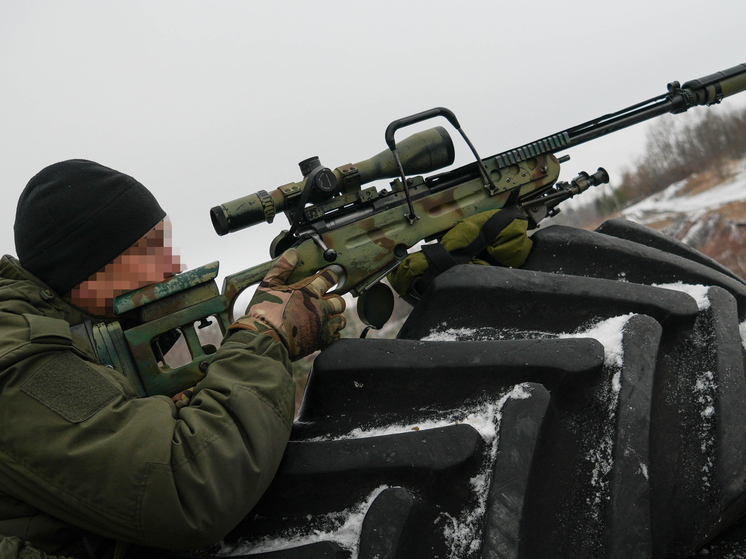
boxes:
[93,63,746,398]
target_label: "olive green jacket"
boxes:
[0,255,295,557]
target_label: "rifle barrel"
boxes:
[491,63,746,169]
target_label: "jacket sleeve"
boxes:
[0,327,295,551]
[0,534,71,559]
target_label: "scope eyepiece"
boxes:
[210,189,279,236]
[210,205,230,236]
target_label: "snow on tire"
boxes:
[195,219,746,559]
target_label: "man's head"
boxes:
[67,219,183,316]
[15,159,182,315]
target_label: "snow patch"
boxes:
[559,314,633,368]
[694,370,718,485]
[423,326,479,341]
[653,282,711,310]
[216,486,390,557]
[435,384,533,558]
[421,326,527,342]
[622,159,746,224]
[585,366,624,512]
[739,320,746,351]
[681,213,718,246]
[424,315,633,370]
[309,400,500,444]
[560,316,631,514]
[639,462,649,480]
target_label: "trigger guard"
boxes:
[324,264,347,294]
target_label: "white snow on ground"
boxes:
[680,213,714,245]
[740,320,746,351]
[622,158,746,224]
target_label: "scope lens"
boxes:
[210,206,230,236]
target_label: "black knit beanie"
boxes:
[14,160,167,295]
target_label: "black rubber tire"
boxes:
[184,219,746,559]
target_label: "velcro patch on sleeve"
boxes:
[21,351,121,423]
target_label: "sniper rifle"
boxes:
[83,62,746,398]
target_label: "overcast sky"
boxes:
[2,1,746,289]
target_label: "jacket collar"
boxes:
[0,254,100,326]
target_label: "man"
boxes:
[0,160,346,558]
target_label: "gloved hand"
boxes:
[229,249,346,360]
[388,207,532,299]
[172,387,194,409]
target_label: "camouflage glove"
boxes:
[229,249,346,360]
[388,207,532,299]
[171,387,194,409]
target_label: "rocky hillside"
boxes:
[617,157,746,280]
[555,105,746,275]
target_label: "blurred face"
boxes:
[68,219,184,317]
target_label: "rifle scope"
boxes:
[210,126,454,236]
